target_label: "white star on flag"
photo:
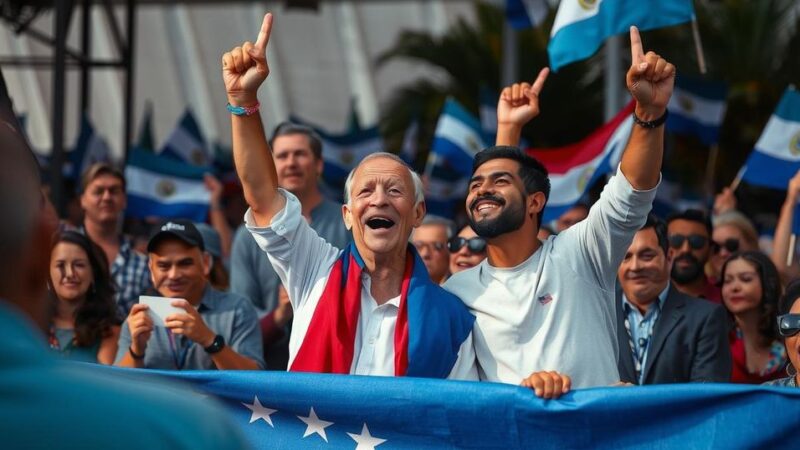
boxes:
[242,396,277,427]
[347,423,386,450]
[297,407,334,442]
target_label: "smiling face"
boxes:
[721,257,762,316]
[449,226,486,274]
[50,242,93,303]
[667,219,710,285]
[342,157,424,261]
[618,227,670,309]
[411,223,450,283]
[148,239,210,304]
[711,225,751,277]
[466,158,539,239]
[272,133,323,196]
[80,174,126,225]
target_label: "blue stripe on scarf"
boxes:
[345,243,475,378]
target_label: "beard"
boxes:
[671,253,704,284]
[467,194,526,239]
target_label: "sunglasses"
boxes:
[778,314,800,337]
[413,241,446,252]
[448,236,487,254]
[712,238,740,255]
[668,234,708,250]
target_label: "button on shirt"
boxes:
[245,189,478,379]
[622,284,669,384]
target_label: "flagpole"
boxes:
[729,166,745,192]
[788,234,796,267]
[604,36,622,121]
[690,14,707,74]
[704,143,719,202]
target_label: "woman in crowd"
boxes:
[48,231,119,364]
[720,251,786,383]
[765,279,800,387]
[448,225,487,274]
[709,211,759,283]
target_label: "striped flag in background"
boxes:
[666,76,728,145]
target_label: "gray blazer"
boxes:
[616,284,732,384]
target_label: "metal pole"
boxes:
[50,0,73,216]
[123,0,136,163]
[604,36,622,121]
[501,20,518,87]
[80,0,92,115]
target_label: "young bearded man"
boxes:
[444,27,675,398]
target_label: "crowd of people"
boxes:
[4,17,800,445]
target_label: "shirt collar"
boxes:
[196,284,216,312]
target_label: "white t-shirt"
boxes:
[246,189,478,380]
[443,167,657,388]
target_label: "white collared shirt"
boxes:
[246,189,477,379]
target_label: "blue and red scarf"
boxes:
[290,243,474,378]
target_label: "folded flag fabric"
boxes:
[290,116,384,203]
[67,114,111,179]
[667,76,728,145]
[160,109,212,167]
[741,87,800,190]
[125,148,210,222]
[96,367,800,450]
[506,0,549,29]
[527,101,635,223]
[548,0,694,72]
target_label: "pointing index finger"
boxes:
[629,26,644,63]
[255,13,273,53]
[530,67,549,95]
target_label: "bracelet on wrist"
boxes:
[226,101,260,116]
[129,346,145,360]
[632,108,668,129]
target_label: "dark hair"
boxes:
[269,122,323,160]
[780,278,800,316]
[640,213,668,254]
[49,231,118,347]
[720,251,781,345]
[80,162,126,193]
[472,146,551,227]
[666,209,712,236]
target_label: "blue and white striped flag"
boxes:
[506,0,549,29]
[160,109,212,167]
[741,87,800,190]
[290,116,384,202]
[125,148,210,221]
[68,115,111,179]
[548,0,694,72]
[667,76,728,145]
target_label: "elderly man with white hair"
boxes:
[222,13,476,379]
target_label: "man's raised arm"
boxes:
[495,68,549,147]
[620,26,674,190]
[222,13,283,227]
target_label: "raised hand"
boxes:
[497,68,549,129]
[713,187,737,216]
[626,26,675,120]
[788,170,800,201]
[203,173,223,207]
[222,13,273,106]
[127,304,154,356]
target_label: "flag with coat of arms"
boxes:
[666,76,728,145]
[160,109,212,167]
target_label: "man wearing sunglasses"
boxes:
[445,27,674,397]
[666,209,720,302]
[411,216,455,284]
[765,279,800,388]
[449,226,487,275]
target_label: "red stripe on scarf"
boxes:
[290,251,413,375]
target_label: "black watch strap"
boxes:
[204,334,225,354]
[632,109,668,128]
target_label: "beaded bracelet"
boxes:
[226,102,261,116]
[632,108,668,128]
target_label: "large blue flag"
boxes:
[98,367,800,449]
[741,87,800,190]
[667,76,728,145]
[125,148,210,221]
[68,114,111,179]
[548,0,694,72]
[160,109,212,167]
[506,0,549,29]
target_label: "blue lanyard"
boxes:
[166,330,189,370]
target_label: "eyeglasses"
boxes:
[668,234,708,250]
[777,314,800,337]
[712,238,740,255]
[413,241,446,252]
[448,236,487,254]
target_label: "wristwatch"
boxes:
[204,334,226,354]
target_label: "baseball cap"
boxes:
[147,219,205,252]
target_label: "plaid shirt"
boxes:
[111,236,151,319]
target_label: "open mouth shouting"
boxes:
[365,216,396,231]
